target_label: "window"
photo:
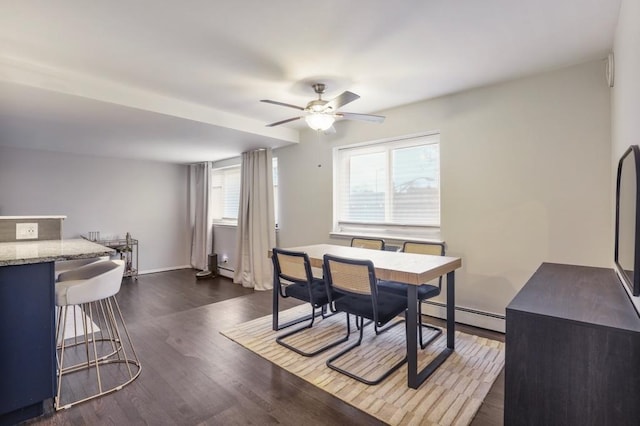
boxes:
[334,133,440,234]
[211,165,241,222]
[211,158,279,225]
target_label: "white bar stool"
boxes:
[54,259,141,410]
[54,257,109,281]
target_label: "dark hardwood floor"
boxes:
[26,269,505,426]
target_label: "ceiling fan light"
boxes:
[305,113,335,131]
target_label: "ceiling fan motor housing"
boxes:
[307,99,329,112]
[261,82,384,128]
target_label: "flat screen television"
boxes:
[614,144,640,316]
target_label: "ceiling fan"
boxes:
[261,83,385,132]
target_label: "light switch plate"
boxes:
[16,223,38,240]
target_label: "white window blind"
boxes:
[211,158,279,225]
[334,134,440,230]
[211,165,241,221]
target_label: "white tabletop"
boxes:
[285,243,462,285]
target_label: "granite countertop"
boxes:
[0,238,115,266]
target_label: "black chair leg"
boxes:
[355,316,373,330]
[275,306,325,331]
[321,304,340,320]
[326,316,407,385]
[418,302,442,349]
[374,317,405,336]
[276,310,350,357]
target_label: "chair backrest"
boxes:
[55,256,110,280]
[56,260,125,305]
[272,248,313,282]
[323,254,376,297]
[350,237,385,250]
[324,254,399,327]
[403,241,445,288]
[402,241,445,256]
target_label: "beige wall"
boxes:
[0,146,191,272]
[276,60,612,323]
[612,0,640,166]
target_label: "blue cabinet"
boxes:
[0,262,55,425]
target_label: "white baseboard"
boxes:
[217,265,234,279]
[421,301,505,333]
[138,265,192,275]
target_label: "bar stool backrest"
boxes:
[56,260,125,305]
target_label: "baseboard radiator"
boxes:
[217,264,235,279]
[421,301,505,333]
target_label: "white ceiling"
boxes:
[0,0,621,164]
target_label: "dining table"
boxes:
[276,243,462,389]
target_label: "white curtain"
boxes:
[189,162,213,271]
[234,149,276,290]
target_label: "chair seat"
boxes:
[284,277,331,307]
[377,280,440,301]
[335,292,407,325]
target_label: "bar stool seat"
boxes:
[54,259,141,410]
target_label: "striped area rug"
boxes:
[221,305,504,425]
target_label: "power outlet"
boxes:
[16,223,38,240]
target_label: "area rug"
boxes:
[221,305,505,426]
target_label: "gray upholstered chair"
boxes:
[55,259,140,410]
[54,256,109,280]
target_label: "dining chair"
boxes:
[377,241,445,349]
[323,254,407,385]
[271,248,348,356]
[350,237,385,250]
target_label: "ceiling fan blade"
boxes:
[337,112,385,123]
[266,116,302,127]
[324,91,360,111]
[261,99,305,111]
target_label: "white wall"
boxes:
[0,146,191,272]
[612,0,640,163]
[212,224,236,277]
[276,60,612,326]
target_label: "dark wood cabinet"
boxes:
[505,263,640,426]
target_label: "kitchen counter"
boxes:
[0,238,114,266]
[0,238,114,424]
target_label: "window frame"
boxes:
[332,132,441,239]
[210,157,279,227]
[211,164,242,226]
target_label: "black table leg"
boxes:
[272,272,279,331]
[407,284,418,388]
[447,270,455,348]
[407,271,455,389]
